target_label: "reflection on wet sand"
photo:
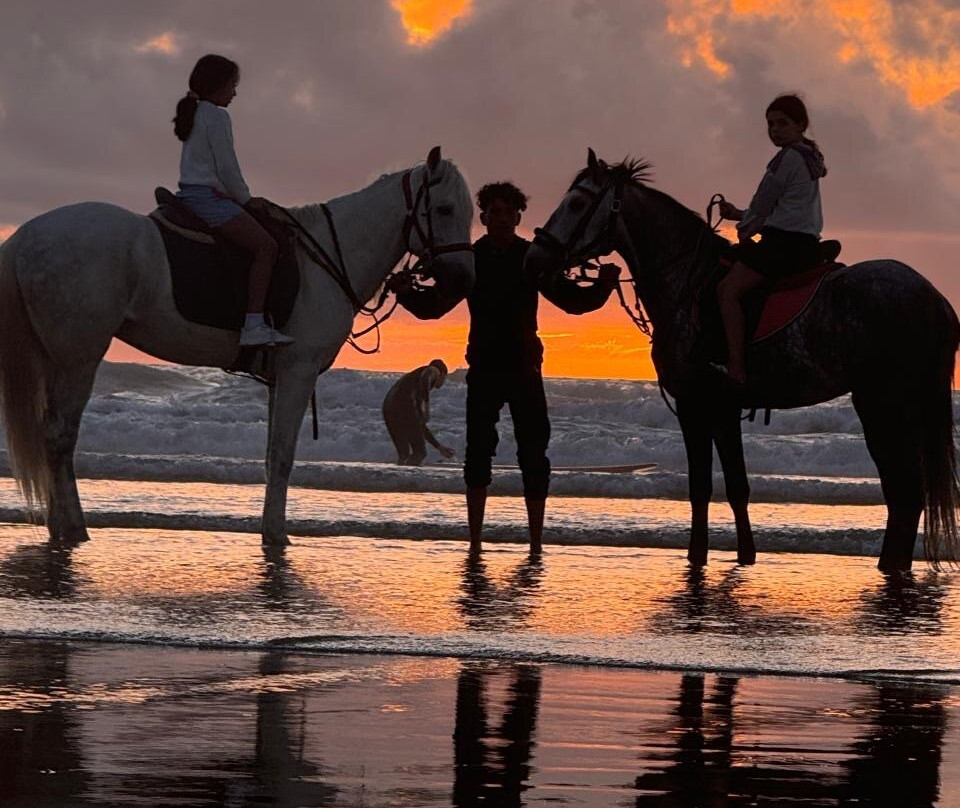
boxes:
[854,571,947,636]
[0,639,956,806]
[0,640,88,808]
[453,663,542,808]
[458,550,544,632]
[243,650,339,806]
[0,542,79,600]
[632,674,949,806]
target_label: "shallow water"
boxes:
[1,525,957,681]
[0,478,889,554]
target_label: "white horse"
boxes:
[0,147,474,545]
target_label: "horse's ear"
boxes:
[587,147,603,181]
[427,146,442,172]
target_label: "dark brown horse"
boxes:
[526,150,960,571]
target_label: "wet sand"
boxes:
[2,639,960,807]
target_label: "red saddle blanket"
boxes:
[752,262,843,342]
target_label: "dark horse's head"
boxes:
[525,148,653,284]
[395,146,475,319]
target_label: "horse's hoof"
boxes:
[262,534,291,547]
[50,529,90,546]
[878,557,912,573]
[687,550,708,567]
[737,552,757,566]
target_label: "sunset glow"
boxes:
[0,224,15,242]
[133,32,180,56]
[666,0,960,108]
[391,0,474,46]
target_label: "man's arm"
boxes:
[416,368,455,457]
[537,265,620,314]
[417,370,434,423]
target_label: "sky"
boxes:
[1,0,959,379]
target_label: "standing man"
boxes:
[464,182,619,553]
[382,359,455,466]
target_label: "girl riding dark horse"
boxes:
[526,149,960,572]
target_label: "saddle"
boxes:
[694,239,844,363]
[149,188,300,332]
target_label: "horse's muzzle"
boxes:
[523,240,566,286]
[398,252,474,320]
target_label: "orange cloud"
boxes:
[134,32,180,56]
[666,0,960,109]
[391,0,474,46]
[0,224,16,242]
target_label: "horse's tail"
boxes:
[0,236,52,513]
[920,305,960,567]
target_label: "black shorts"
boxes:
[730,227,820,281]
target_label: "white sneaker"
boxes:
[270,329,295,346]
[239,322,277,347]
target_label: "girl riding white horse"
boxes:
[0,147,473,546]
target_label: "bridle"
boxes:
[532,173,626,267]
[400,165,474,275]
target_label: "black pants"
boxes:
[464,368,551,499]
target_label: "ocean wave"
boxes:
[2,629,955,684]
[2,362,949,479]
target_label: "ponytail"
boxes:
[173,95,200,141]
[172,54,239,141]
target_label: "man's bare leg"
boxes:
[525,497,544,554]
[467,486,487,553]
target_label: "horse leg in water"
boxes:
[44,361,101,543]
[676,395,713,565]
[713,404,756,565]
[853,388,923,571]
[262,365,317,546]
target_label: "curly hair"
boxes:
[476,181,528,213]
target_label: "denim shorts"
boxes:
[176,184,246,227]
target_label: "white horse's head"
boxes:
[398,146,475,319]
[525,148,645,283]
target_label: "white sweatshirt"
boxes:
[738,147,823,240]
[178,100,251,204]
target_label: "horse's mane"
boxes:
[568,157,653,191]
[573,157,730,291]
[292,158,472,228]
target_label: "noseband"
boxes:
[532,174,626,267]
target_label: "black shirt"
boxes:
[466,235,614,371]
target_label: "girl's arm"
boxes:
[736,149,801,239]
[208,108,252,205]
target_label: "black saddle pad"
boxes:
[149,196,300,331]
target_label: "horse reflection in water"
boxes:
[632,675,948,806]
[0,544,85,806]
